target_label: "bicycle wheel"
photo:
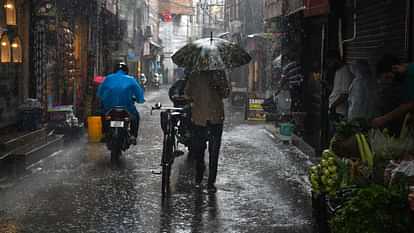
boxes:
[161,133,174,197]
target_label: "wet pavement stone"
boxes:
[0,88,314,233]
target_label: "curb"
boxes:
[264,124,316,158]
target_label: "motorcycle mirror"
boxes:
[150,102,162,115]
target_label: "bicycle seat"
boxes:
[106,107,131,118]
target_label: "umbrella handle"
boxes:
[210,32,213,44]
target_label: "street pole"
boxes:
[320,23,330,157]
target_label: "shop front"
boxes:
[307,1,414,232]
[142,40,162,84]
[31,0,103,122]
[0,0,30,128]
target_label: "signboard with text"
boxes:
[247,98,266,121]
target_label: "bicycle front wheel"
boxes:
[161,133,174,197]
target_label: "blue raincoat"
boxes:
[97,70,144,117]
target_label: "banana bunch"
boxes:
[309,149,340,197]
[355,133,374,170]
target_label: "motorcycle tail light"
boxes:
[106,108,130,120]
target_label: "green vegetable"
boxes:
[328,165,337,173]
[355,133,366,161]
[360,134,374,169]
[330,185,411,233]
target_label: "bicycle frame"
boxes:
[152,104,189,197]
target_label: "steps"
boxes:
[0,128,64,174]
[0,128,47,160]
[13,134,64,168]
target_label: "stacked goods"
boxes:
[309,150,349,197]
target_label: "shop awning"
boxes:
[150,40,162,49]
[264,0,329,19]
[247,33,274,40]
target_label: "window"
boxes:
[11,37,21,63]
[1,34,11,63]
[235,0,239,20]
[4,0,16,26]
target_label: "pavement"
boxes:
[0,87,314,233]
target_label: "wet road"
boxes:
[0,88,313,233]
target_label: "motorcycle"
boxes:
[104,107,134,162]
[152,73,161,88]
[139,74,147,89]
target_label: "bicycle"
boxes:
[151,102,191,197]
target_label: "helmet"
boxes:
[114,62,129,74]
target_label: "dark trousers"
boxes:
[130,114,140,137]
[191,122,224,184]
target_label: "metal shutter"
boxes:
[343,0,409,65]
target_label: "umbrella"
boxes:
[172,36,251,71]
[94,75,105,85]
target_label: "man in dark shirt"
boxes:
[372,55,414,134]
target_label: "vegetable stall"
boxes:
[311,119,414,233]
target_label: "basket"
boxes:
[330,135,360,159]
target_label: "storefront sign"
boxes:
[304,0,330,17]
[247,98,266,121]
[160,0,193,15]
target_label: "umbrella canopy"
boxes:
[172,37,251,71]
[94,75,106,85]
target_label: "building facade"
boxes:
[0,0,30,128]
[224,0,266,103]
[30,0,120,121]
[159,0,195,83]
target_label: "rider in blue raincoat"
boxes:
[98,63,145,142]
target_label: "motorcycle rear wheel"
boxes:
[110,147,121,163]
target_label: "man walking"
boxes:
[185,70,230,193]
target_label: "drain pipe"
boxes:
[339,0,357,58]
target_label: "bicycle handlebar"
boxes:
[151,105,184,115]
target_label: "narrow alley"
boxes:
[0,88,313,233]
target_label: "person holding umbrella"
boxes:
[172,34,251,192]
[184,70,230,192]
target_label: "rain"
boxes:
[1,1,414,233]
